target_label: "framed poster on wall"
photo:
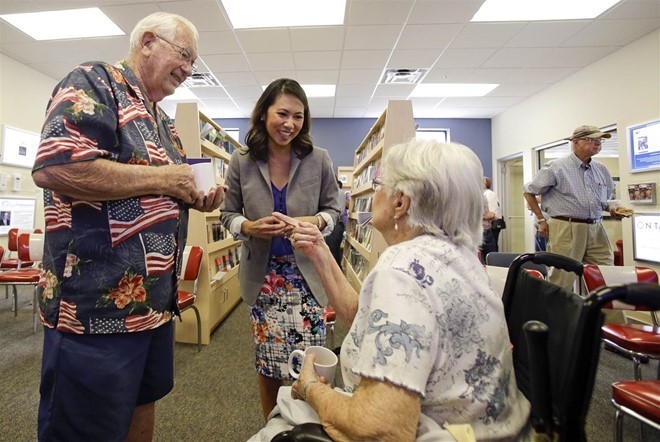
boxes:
[0,126,39,169]
[628,119,660,173]
[1,125,40,169]
[0,197,36,236]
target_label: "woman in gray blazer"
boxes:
[220,78,340,420]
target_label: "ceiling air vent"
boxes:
[183,72,221,88]
[380,68,427,84]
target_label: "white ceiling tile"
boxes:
[159,0,230,32]
[100,3,161,35]
[197,31,242,55]
[450,23,526,48]
[308,97,336,108]
[246,52,295,71]
[338,69,381,84]
[482,47,554,68]
[397,23,463,49]
[235,29,291,53]
[387,49,439,69]
[484,83,549,97]
[408,0,483,24]
[189,86,230,99]
[410,96,445,109]
[372,83,415,98]
[422,68,475,82]
[336,83,375,97]
[290,27,346,51]
[253,71,297,84]
[344,25,401,50]
[333,107,369,117]
[1,0,659,119]
[434,48,498,68]
[516,68,581,84]
[203,53,251,72]
[215,71,259,86]
[294,51,342,70]
[504,22,590,48]
[563,18,660,47]
[461,68,519,83]
[531,46,619,68]
[296,70,340,84]
[340,50,390,69]
[335,96,371,107]
[312,107,336,117]
[346,0,414,25]
[222,84,263,99]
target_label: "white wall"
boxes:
[492,29,660,270]
[0,53,56,249]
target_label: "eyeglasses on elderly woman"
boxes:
[371,177,384,191]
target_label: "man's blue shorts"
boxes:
[38,321,174,442]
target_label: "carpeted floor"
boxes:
[1,286,659,441]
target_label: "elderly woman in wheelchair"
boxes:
[250,139,531,441]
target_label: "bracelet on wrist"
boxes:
[316,214,323,230]
[537,218,547,223]
[302,380,320,401]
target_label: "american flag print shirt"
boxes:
[33,60,189,334]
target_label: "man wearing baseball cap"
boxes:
[523,125,623,291]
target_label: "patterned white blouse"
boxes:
[340,233,531,440]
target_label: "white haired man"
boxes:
[33,12,224,441]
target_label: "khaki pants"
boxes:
[547,218,613,292]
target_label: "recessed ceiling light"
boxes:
[261,84,336,98]
[409,83,499,98]
[0,7,124,41]
[471,0,621,22]
[221,0,346,29]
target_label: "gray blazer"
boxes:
[220,147,340,306]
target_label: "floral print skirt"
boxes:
[250,254,326,380]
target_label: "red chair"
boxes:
[612,380,660,441]
[614,240,624,266]
[0,231,44,332]
[1,228,41,270]
[177,245,203,352]
[583,264,660,380]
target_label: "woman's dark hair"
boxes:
[243,78,313,162]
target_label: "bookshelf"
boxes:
[342,100,415,291]
[174,102,243,345]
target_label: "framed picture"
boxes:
[627,182,657,205]
[0,197,36,236]
[1,125,39,169]
[627,119,660,173]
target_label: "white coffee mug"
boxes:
[188,157,216,193]
[288,345,338,384]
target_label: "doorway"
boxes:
[498,155,526,253]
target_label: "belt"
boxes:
[553,216,600,224]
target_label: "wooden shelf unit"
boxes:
[342,100,415,291]
[174,102,243,345]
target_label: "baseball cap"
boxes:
[571,125,611,140]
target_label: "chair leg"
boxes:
[190,305,201,352]
[614,408,624,442]
[634,358,643,380]
[33,286,38,333]
[12,285,18,317]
